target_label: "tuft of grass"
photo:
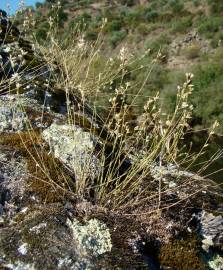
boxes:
[38,29,207,211]
[2,16,221,214]
[183,43,201,59]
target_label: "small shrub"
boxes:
[171,16,193,33]
[210,32,223,48]
[106,19,123,32]
[197,17,223,35]
[35,21,50,42]
[159,12,175,23]
[35,11,42,19]
[145,34,172,54]
[192,0,200,7]
[145,10,160,22]
[85,30,98,41]
[119,0,135,6]
[109,30,127,47]
[69,13,92,31]
[137,23,150,35]
[183,44,201,59]
[207,0,223,14]
[35,2,43,8]
[169,0,184,13]
[57,8,68,26]
[123,9,142,27]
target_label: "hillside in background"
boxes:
[16,0,223,133]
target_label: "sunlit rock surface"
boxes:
[42,123,101,181]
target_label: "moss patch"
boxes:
[0,131,75,203]
[158,235,207,270]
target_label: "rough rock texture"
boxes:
[150,162,194,188]
[0,94,59,132]
[0,146,28,223]
[199,210,223,252]
[0,202,112,270]
[207,254,223,270]
[42,123,101,181]
[67,218,112,256]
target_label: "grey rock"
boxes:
[42,123,101,181]
[0,94,64,132]
[67,218,112,257]
[0,204,112,270]
[198,210,223,252]
[150,162,194,189]
[0,147,28,217]
[0,105,26,132]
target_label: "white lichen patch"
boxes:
[58,256,72,268]
[20,207,28,213]
[208,254,223,270]
[5,262,36,270]
[42,123,101,180]
[57,256,78,269]
[18,243,28,255]
[150,162,197,188]
[29,223,47,234]
[67,218,112,256]
[202,237,214,252]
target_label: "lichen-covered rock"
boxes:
[198,210,223,252]
[0,94,64,132]
[0,106,26,132]
[67,218,112,257]
[150,162,194,188]
[207,254,223,270]
[0,203,113,270]
[0,146,28,220]
[42,123,101,181]
[0,204,76,270]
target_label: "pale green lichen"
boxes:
[42,123,101,181]
[18,243,28,256]
[67,218,112,257]
[5,262,36,270]
[208,254,223,270]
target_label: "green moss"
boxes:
[159,235,207,270]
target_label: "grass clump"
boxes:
[197,17,223,37]
[4,15,221,214]
[169,0,184,13]
[183,43,201,59]
[171,16,193,34]
[37,31,199,210]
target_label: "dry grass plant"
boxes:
[1,4,221,214]
[36,27,221,212]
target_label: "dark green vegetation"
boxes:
[16,0,223,133]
